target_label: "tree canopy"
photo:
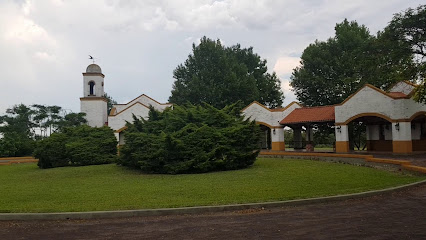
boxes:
[291,19,417,106]
[103,93,117,115]
[386,5,426,61]
[169,36,284,109]
[0,104,35,157]
[385,4,426,103]
[0,104,87,157]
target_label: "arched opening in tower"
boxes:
[89,81,95,95]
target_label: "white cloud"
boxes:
[0,0,424,114]
[22,0,32,15]
[33,51,56,61]
[4,17,55,46]
[143,7,180,31]
[281,79,297,106]
[273,56,300,77]
[272,56,300,106]
[281,78,292,91]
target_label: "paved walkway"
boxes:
[370,153,426,167]
[263,150,426,168]
[0,157,37,165]
[1,184,425,240]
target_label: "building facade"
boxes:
[242,81,426,154]
[80,64,172,144]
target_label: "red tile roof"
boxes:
[280,105,335,125]
[388,92,407,98]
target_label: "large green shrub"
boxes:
[0,132,35,157]
[118,103,260,174]
[34,125,117,169]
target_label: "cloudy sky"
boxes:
[0,0,423,114]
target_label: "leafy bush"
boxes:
[0,132,35,157]
[118,103,260,174]
[34,125,117,169]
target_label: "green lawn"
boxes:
[0,158,424,213]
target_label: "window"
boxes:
[89,81,95,95]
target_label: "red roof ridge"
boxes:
[280,105,335,125]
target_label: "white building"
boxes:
[242,81,426,154]
[80,63,425,153]
[80,64,172,144]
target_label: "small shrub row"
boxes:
[34,125,117,168]
[0,132,35,157]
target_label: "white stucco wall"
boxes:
[335,125,349,142]
[113,104,127,113]
[271,128,285,142]
[80,100,107,127]
[335,87,396,123]
[335,86,426,123]
[389,82,415,95]
[128,95,172,111]
[399,99,426,119]
[83,75,104,97]
[108,103,151,131]
[242,102,301,127]
[113,95,172,114]
[366,125,380,140]
[108,95,172,142]
[392,122,411,141]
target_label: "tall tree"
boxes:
[56,112,87,131]
[169,37,284,109]
[386,5,426,60]
[291,19,416,106]
[385,5,426,103]
[0,104,35,137]
[0,104,35,157]
[0,104,88,157]
[103,93,117,115]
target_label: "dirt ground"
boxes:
[1,184,425,240]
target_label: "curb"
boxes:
[1,179,425,221]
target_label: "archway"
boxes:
[258,124,272,149]
[347,115,393,152]
[284,124,334,151]
[411,112,426,151]
[89,81,95,95]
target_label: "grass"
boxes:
[0,158,424,213]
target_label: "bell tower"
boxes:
[80,64,108,127]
